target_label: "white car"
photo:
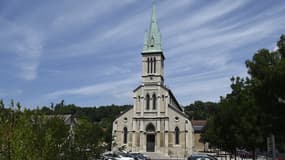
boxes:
[112,153,134,160]
[103,152,134,160]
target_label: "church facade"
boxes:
[112,4,194,158]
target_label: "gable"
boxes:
[167,106,193,132]
[113,108,133,132]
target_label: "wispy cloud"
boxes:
[46,74,139,99]
[164,0,249,37]
[0,17,43,80]
[16,30,43,80]
[1,0,285,107]
[51,0,136,30]
[174,77,231,104]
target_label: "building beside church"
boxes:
[192,120,208,152]
[112,3,194,158]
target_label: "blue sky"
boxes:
[0,0,285,108]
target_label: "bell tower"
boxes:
[141,2,165,86]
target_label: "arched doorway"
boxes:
[146,123,155,152]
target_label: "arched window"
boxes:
[146,94,150,110]
[153,57,156,73]
[152,94,156,110]
[162,95,164,101]
[146,123,155,132]
[147,58,150,73]
[150,58,153,73]
[123,127,128,144]
[150,36,155,47]
[175,127,180,144]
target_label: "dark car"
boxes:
[128,152,148,160]
[187,154,217,160]
[237,150,254,159]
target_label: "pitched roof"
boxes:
[192,120,207,126]
[192,120,207,132]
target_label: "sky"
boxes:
[0,0,285,108]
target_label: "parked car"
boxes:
[237,150,254,159]
[187,154,217,160]
[102,152,134,160]
[113,153,134,160]
[128,152,148,160]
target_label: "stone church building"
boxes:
[112,4,194,158]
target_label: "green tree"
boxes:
[0,99,4,109]
[1,99,131,159]
[246,35,285,146]
[0,100,22,160]
[203,35,285,158]
[184,101,219,120]
[202,77,264,159]
[65,119,104,160]
[0,100,70,160]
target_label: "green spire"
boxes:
[143,2,162,53]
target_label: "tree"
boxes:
[184,101,219,120]
[0,99,4,109]
[0,100,71,160]
[202,77,264,160]
[246,35,285,146]
[203,35,285,158]
[64,119,104,160]
[0,99,131,159]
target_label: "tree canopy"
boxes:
[0,100,131,160]
[202,34,285,157]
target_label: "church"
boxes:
[112,3,194,158]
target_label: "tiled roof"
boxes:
[192,120,207,126]
[192,120,207,132]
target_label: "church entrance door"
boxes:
[146,134,155,152]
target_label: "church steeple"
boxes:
[141,2,164,86]
[142,2,162,53]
